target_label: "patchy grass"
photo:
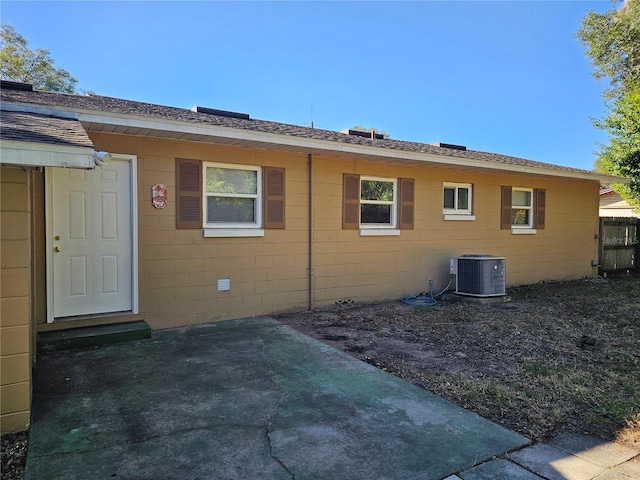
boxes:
[279,274,640,446]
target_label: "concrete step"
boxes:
[38,321,151,351]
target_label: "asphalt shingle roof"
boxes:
[0,109,94,148]
[0,85,594,176]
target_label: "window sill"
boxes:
[443,214,476,221]
[511,228,537,235]
[359,229,400,236]
[204,228,265,238]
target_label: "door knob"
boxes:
[54,246,62,252]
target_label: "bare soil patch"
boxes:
[278,275,640,447]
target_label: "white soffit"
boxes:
[1,140,94,169]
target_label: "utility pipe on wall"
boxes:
[308,153,314,311]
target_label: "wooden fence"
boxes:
[599,217,640,275]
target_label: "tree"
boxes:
[577,0,640,209]
[0,24,78,93]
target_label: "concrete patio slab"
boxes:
[548,432,639,469]
[607,455,640,478]
[508,443,608,480]
[26,317,529,479]
[458,457,542,479]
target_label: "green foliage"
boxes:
[206,167,257,195]
[577,0,640,99]
[0,24,78,93]
[577,0,640,209]
[595,82,640,207]
[360,179,394,201]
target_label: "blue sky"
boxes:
[2,1,616,170]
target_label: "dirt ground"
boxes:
[278,275,640,447]
[3,275,638,479]
[1,430,27,480]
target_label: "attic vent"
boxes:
[191,106,250,120]
[431,142,467,151]
[341,129,386,140]
[1,80,34,92]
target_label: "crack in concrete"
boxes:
[259,331,296,479]
[265,424,296,480]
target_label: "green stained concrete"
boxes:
[37,321,152,351]
[27,317,529,479]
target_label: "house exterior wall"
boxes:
[1,166,32,434]
[313,157,600,302]
[599,191,640,218]
[81,132,600,330]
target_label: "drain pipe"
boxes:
[308,153,314,311]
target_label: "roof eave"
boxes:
[2,101,630,185]
[81,111,629,184]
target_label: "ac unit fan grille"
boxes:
[456,257,506,297]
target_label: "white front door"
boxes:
[48,157,135,320]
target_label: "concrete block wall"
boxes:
[90,132,600,328]
[1,166,32,434]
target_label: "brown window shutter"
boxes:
[501,186,512,229]
[343,173,360,229]
[264,167,285,229]
[176,158,202,229]
[398,178,415,230]
[534,188,546,230]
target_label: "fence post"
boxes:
[599,217,604,276]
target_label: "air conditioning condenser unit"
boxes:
[451,255,506,297]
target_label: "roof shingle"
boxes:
[0,109,94,148]
[0,85,596,176]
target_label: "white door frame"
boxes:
[45,154,138,322]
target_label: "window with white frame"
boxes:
[443,183,473,215]
[360,177,397,228]
[511,187,533,228]
[204,163,262,228]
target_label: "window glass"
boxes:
[511,188,533,227]
[443,188,455,209]
[511,209,530,225]
[443,183,472,215]
[207,197,255,223]
[512,190,531,207]
[360,177,396,227]
[458,188,469,210]
[361,204,392,224]
[361,180,394,201]
[206,167,257,195]
[204,164,261,227]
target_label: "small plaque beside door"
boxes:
[152,184,167,209]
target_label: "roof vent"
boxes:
[431,142,467,151]
[1,80,34,92]
[191,106,250,120]
[341,128,386,140]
